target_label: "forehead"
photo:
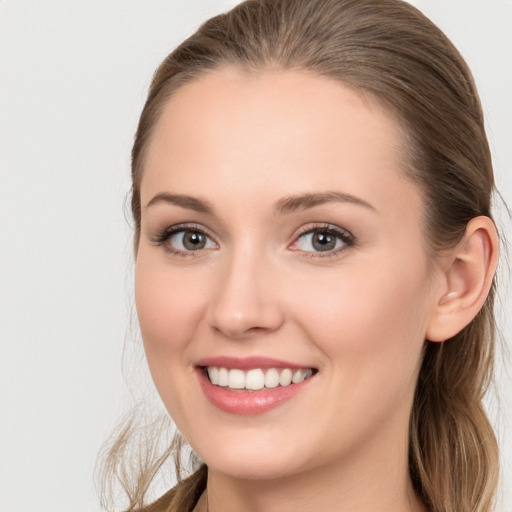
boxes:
[141,67,419,222]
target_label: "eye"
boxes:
[290,225,354,255]
[170,230,215,251]
[152,225,217,255]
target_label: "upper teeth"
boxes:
[206,367,313,390]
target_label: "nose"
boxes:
[207,251,284,340]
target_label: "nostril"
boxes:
[206,267,285,338]
[208,308,283,340]
[209,323,276,340]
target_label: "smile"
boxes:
[196,358,318,415]
[206,366,314,390]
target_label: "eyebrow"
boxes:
[274,191,376,214]
[145,193,214,214]
[144,190,375,216]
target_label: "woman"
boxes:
[100,0,502,511]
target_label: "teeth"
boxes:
[206,366,314,390]
[292,369,305,384]
[208,366,219,385]
[246,369,265,390]
[279,368,292,386]
[264,368,280,388]
[218,367,229,386]
[228,369,245,389]
[292,368,314,383]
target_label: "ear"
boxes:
[426,216,499,342]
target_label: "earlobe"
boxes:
[426,216,499,343]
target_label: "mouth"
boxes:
[195,357,318,415]
[201,366,316,391]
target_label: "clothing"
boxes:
[135,465,207,512]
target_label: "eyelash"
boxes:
[150,223,355,258]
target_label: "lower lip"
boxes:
[197,368,315,415]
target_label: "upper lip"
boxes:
[196,356,316,370]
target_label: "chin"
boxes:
[206,455,305,481]
[188,427,321,482]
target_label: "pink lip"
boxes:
[196,356,312,370]
[195,358,317,415]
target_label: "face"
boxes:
[135,68,439,480]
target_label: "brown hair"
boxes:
[99,1,499,511]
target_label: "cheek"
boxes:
[134,254,207,362]
[285,262,431,452]
[290,258,430,387]
[134,254,212,427]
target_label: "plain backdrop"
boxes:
[0,1,511,511]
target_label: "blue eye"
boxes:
[292,226,354,254]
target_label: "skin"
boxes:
[135,67,470,512]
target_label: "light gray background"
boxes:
[0,1,511,511]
